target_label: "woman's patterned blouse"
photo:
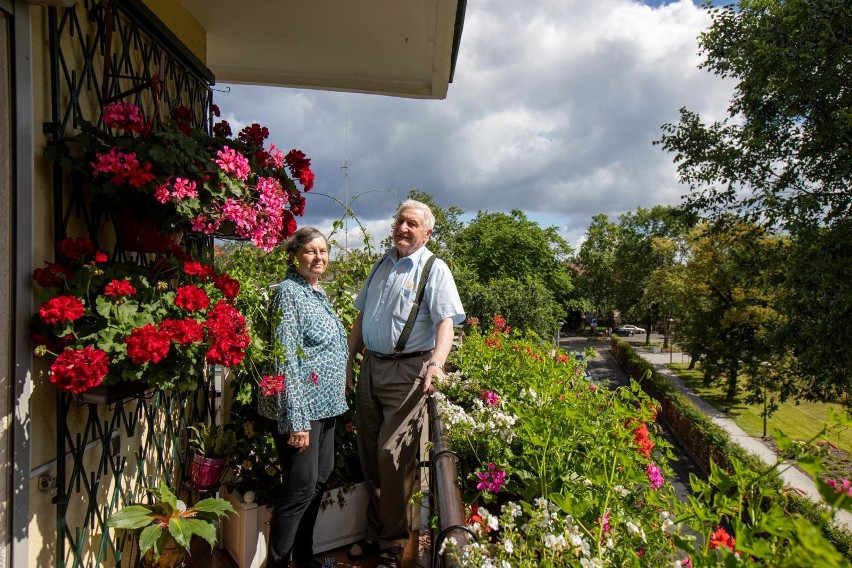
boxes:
[258,268,348,432]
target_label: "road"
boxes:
[560,333,701,503]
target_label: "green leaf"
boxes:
[138,525,166,559]
[106,505,155,529]
[192,497,235,517]
[168,516,193,551]
[183,517,218,548]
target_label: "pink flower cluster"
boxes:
[646,461,664,491]
[826,478,852,497]
[90,101,314,252]
[475,462,507,494]
[260,375,286,397]
[479,390,500,407]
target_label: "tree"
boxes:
[658,0,852,399]
[657,0,852,229]
[574,214,620,325]
[450,210,573,336]
[680,221,788,403]
[613,206,696,331]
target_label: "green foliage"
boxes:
[450,210,572,333]
[106,482,234,560]
[188,423,238,459]
[611,337,852,563]
[456,271,562,339]
[657,0,852,229]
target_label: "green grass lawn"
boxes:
[667,363,852,454]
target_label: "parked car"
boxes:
[614,325,645,337]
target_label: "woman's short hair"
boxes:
[394,199,435,230]
[285,226,327,257]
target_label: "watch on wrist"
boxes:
[427,361,443,370]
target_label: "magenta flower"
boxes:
[479,390,500,407]
[826,478,852,497]
[214,146,251,181]
[646,462,664,491]
[476,463,507,494]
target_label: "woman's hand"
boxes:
[288,430,310,452]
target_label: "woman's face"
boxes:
[294,236,329,283]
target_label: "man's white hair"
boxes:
[394,199,435,230]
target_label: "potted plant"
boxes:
[46,101,315,252]
[188,422,238,491]
[31,237,251,396]
[107,481,235,567]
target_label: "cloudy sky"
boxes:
[216,0,735,251]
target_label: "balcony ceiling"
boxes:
[179,0,465,99]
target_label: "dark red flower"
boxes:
[289,194,306,216]
[57,237,94,259]
[210,103,221,117]
[175,285,210,311]
[238,123,269,147]
[158,318,204,344]
[104,279,137,297]
[125,324,171,364]
[213,120,232,138]
[49,345,110,393]
[40,295,85,325]
[213,273,240,301]
[94,251,109,263]
[33,265,66,288]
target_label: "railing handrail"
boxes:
[427,390,473,568]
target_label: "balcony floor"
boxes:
[188,529,432,568]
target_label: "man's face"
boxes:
[393,208,432,257]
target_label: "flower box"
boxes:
[221,483,369,567]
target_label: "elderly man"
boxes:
[346,199,465,568]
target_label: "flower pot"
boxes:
[189,453,228,492]
[113,207,183,253]
[221,483,369,567]
[140,539,187,568]
[75,380,152,405]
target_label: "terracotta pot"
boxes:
[140,539,187,568]
[113,207,183,253]
[189,453,228,491]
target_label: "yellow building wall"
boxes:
[143,0,207,62]
[26,3,209,565]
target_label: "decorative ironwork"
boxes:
[47,1,217,566]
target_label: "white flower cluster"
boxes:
[469,398,518,443]
[431,390,475,430]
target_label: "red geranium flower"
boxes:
[125,324,171,364]
[259,375,286,397]
[57,237,94,259]
[104,279,137,297]
[213,273,240,301]
[709,526,736,551]
[49,345,110,393]
[158,318,204,344]
[40,295,85,325]
[175,285,210,311]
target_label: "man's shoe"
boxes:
[376,545,404,568]
[347,538,379,560]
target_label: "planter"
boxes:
[189,454,228,492]
[75,380,152,406]
[221,483,369,567]
[113,207,183,253]
[140,539,187,568]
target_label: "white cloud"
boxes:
[216,0,734,247]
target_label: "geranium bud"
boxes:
[34,345,47,357]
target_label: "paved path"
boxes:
[629,343,852,530]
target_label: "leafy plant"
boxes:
[46,101,314,250]
[106,482,234,561]
[31,237,250,393]
[188,423,238,459]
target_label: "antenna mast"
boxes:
[341,118,350,254]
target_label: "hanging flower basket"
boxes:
[31,237,250,394]
[45,102,315,252]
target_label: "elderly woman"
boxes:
[259,226,348,568]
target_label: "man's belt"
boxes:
[366,349,432,360]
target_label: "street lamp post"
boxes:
[555,320,565,347]
[668,318,675,364]
[761,361,771,438]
